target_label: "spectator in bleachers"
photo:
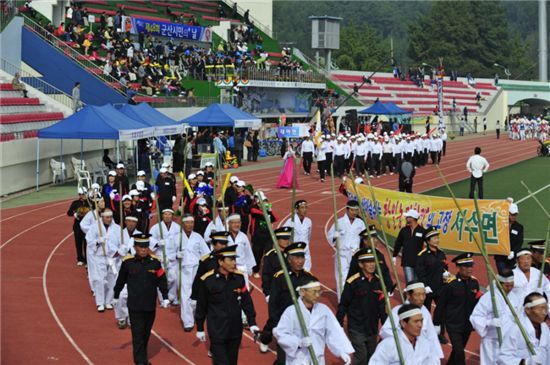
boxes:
[72,82,82,113]
[11,72,28,98]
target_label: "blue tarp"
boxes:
[181,103,261,128]
[38,104,154,140]
[118,103,184,135]
[359,101,412,115]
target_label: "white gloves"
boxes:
[265,295,270,303]
[109,191,115,200]
[299,336,312,348]
[434,325,441,335]
[176,251,184,259]
[442,270,451,280]
[425,286,433,294]
[507,251,515,260]
[196,331,206,342]
[73,212,79,219]
[157,239,165,247]
[172,196,177,203]
[392,257,397,265]
[160,299,170,308]
[489,318,501,327]
[341,353,351,365]
[249,325,260,335]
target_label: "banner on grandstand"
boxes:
[344,180,511,255]
[122,16,212,43]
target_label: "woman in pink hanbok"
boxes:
[276,144,298,189]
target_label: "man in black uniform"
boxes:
[529,240,550,279]
[494,200,523,274]
[261,227,292,300]
[67,187,92,266]
[392,209,426,283]
[263,242,314,362]
[346,225,394,293]
[195,245,259,365]
[155,167,177,212]
[114,163,130,195]
[433,252,481,365]
[190,231,230,300]
[415,226,449,344]
[113,233,170,365]
[336,247,387,363]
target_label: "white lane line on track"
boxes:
[1,213,66,250]
[516,183,550,204]
[43,232,94,365]
[150,331,197,364]
[0,200,70,223]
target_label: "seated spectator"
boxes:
[12,72,28,98]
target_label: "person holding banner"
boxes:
[495,198,524,274]
[392,209,426,283]
[276,144,298,189]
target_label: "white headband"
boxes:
[226,214,241,223]
[296,281,321,292]
[524,298,547,308]
[516,250,532,257]
[398,308,422,320]
[181,216,195,223]
[497,275,514,283]
[406,282,425,292]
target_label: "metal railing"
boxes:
[1,57,75,109]
[220,0,274,38]
[21,14,127,96]
[144,95,220,108]
[241,68,325,83]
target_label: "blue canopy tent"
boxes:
[383,102,412,115]
[36,104,155,190]
[118,103,185,136]
[181,103,261,128]
[359,101,412,115]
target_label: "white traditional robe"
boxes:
[177,230,210,327]
[470,283,523,364]
[203,216,227,244]
[327,214,365,296]
[497,313,550,365]
[512,267,550,307]
[80,210,99,290]
[369,328,441,365]
[284,214,313,270]
[380,303,443,359]
[273,298,354,365]
[228,230,256,288]
[150,221,181,301]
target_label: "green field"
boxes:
[426,157,550,242]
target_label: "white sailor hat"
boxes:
[137,170,146,177]
[230,176,239,183]
[236,180,246,187]
[91,183,101,190]
[507,198,519,214]
[196,170,205,176]
[354,177,364,185]
[108,170,116,177]
[204,162,214,167]
[196,197,207,206]
[254,191,268,201]
[161,162,170,168]
[129,189,140,196]
[188,173,197,180]
[404,209,420,219]
[116,163,125,169]
[122,194,132,201]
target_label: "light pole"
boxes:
[493,63,511,79]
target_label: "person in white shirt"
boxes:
[354,137,367,177]
[369,303,442,365]
[334,136,350,177]
[300,135,315,176]
[273,277,354,365]
[369,138,383,178]
[440,128,448,156]
[226,213,256,288]
[470,270,523,364]
[497,292,550,365]
[466,146,489,199]
[316,136,328,182]
[283,200,313,270]
[512,249,550,304]
[381,137,394,176]
[203,204,228,244]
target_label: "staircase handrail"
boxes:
[220,0,274,37]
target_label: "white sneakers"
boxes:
[97,305,105,312]
[105,304,113,310]
[259,343,269,353]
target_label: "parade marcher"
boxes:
[261,226,293,300]
[233,180,252,234]
[470,270,523,364]
[113,233,170,365]
[333,136,349,177]
[398,155,415,193]
[114,214,141,329]
[192,197,212,237]
[497,292,550,365]
[224,175,239,209]
[392,209,426,283]
[326,133,336,177]
[283,200,313,271]
[155,167,177,212]
[85,209,121,312]
[203,161,215,182]
[226,213,256,288]
[346,225,394,292]
[203,203,229,244]
[327,200,366,297]
[512,249,550,301]
[316,135,328,182]
[191,231,230,301]
[149,208,181,304]
[380,281,443,359]
[250,192,277,277]
[381,136,394,176]
[132,184,152,234]
[261,242,315,360]
[274,276,354,365]
[433,252,481,365]
[114,163,130,195]
[181,173,198,214]
[67,187,92,266]
[194,245,260,365]
[102,170,118,210]
[114,194,134,225]
[354,136,367,178]
[300,135,314,175]
[369,304,442,365]
[176,214,210,331]
[369,137,382,178]
[336,248,387,363]
[80,194,105,290]
[529,240,550,279]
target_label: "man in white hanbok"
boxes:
[497,292,550,365]
[470,270,523,364]
[273,278,354,365]
[326,200,365,297]
[226,213,256,288]
[149,208,181,304]
[283,200,313,270]
[512,249,550,305]
[176,214,210,331]
[369,304,441,365]
[203,205,229,245]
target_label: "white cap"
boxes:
[91,183,101,190]
[507,198,519,214]
[108,170,116,177]
[405,209,420,219]
[137,170,146,177]
[254,191,267,201]
[230,176,239,183]
[188,173,197,180]
[116,163,125,169]
[159,167,168,173]
[196,170,205,176]
[236,180,246,187]
[122,194,132,201]
[161,162,170,168]
[77,187,87,194]
[204,161,214,167]
[129,189,140,196]
[197,197,207,205]
[135,181,145,191]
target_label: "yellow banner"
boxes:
[345,181,511,255]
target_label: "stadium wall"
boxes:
[21,28,126,106]
[0,16,23,68]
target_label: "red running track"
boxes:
[1,136,538,364]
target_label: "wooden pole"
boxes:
[329,164,344,297]
[538,222,550,289]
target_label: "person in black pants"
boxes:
[494,200,523,274]
[392,209,426,283]
[466,147,489,199]
[398,156,415,193]
[113,234,170,365]
[252,131,259,161]
[67,187,92,265]
[249,195,277,275]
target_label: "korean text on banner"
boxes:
[122,16,212,43]
[344,180,511,255]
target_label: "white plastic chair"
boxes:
[89,161,107,185]
[75,169,92,189]
[49,159,66,184]
[71,156,86,176]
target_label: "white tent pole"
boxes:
[60,140,64,183]
[35,138,40,191]
[116,140,120,162]
[134,140,138,178]
[80,139,84,162]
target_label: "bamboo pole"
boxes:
[149,156,168,275]
[348,176,405,365]
[257,194,318,365]
[178,194,184,300]
[435,164,536,355]
[329,164,344,297]
[290,154,297,243]
[538,222,550,289]
[520,181,550,219]
[119,181,124,253]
